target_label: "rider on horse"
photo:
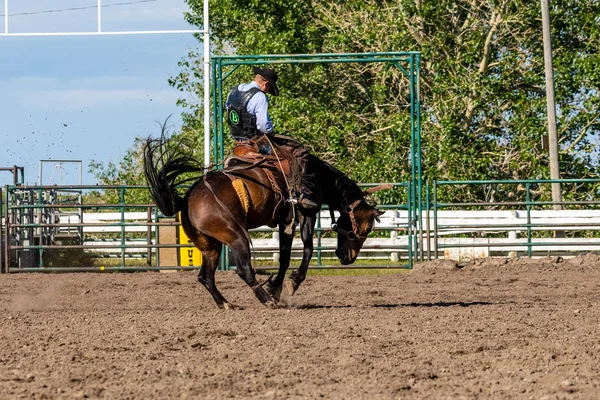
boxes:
[225,66,318,211]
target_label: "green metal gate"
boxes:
[1,167,24,273]
[1,187,4,273]
[210,52,422,268]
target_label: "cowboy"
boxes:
[226,66,318,210]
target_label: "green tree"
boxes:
[175,0,600,204]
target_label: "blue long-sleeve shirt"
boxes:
[226,82,274,134]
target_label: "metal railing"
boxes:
[425,178,600,261]
[1,184,190,272]
[4,179,600,273]
[1,183,413,273]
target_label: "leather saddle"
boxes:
[224,139,292,178]
[223,139,294,224]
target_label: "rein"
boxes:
[329,199,364,241]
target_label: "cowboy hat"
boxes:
[252,66,279,96]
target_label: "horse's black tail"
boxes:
[143,122,205,217]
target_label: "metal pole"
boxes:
[120,187,126,267]
[211,59,218,163]
[4,190,10,272]
[203,0,211,167]
[217,59,224,165]
[12,166,18,185]
[146,207,152,264]
[1,30,203,37]
[1,186,3,273]
[4,0,8,34]
[541,0,562,211]
[425,181,430,260]
[433,181,438,259]
[409,56,419,266]
[36,188,43,268]
[97,0,102,33]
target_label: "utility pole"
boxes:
[541,0,562,210]
[541,0,564,238]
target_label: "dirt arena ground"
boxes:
[1,255,600,399]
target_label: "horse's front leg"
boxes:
[285,214,315,296]
[266,222,295,301]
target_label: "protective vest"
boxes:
[227,86,262,139]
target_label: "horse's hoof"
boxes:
[265,283,277,297]
[223,303,244,310]
[283,279,296,296]
[270,285,283,301]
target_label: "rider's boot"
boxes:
[286,142,318,210]
[295,169,318,210]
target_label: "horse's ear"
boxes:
[363,183,393,195]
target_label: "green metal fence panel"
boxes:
[7,178,600,271]
[1,184,197,273]
[427,178,600,261]
[1,183,413,273]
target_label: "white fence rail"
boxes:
[429,209,600,233]
[52,209,600,261]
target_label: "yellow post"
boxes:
[178,217,202,267]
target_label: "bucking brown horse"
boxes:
[143,130,386,309]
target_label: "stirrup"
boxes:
[287,193,318,210]
[298,194,318,210]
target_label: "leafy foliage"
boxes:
[86,1,589,208]
[174,0,600,205]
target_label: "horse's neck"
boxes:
[313,156,363,210]
[334,179,364,210]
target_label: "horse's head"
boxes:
[333,199,384,265]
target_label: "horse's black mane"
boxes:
[143,125,205,217]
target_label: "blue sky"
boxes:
[0,0,200,185]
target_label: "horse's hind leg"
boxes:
[286,215,315,296]
[193,236,240,310]
[229,238,278,308]
[267,223,295,301]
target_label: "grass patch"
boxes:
[253,258,410,276]
[304,268,409,276]
[80,256,152,268]
[54,253,410,276]
[255,267,409,277]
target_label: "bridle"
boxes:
[329,199,364,242]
